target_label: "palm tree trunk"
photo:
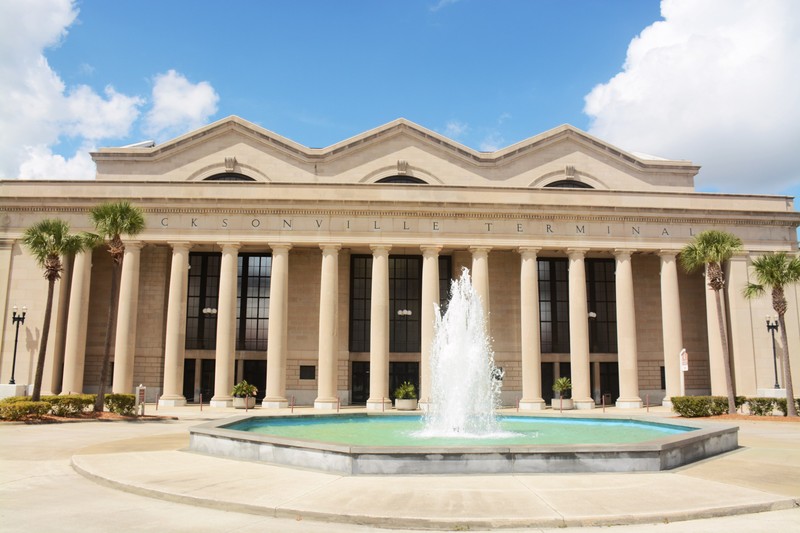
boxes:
[94,262,121,412]
[714,289,736,414]
[778,313,797,417]
[31,279,55,402]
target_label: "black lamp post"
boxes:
[9,306,26,385]
[766,316,780,389]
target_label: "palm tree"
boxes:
[744,252,800,417]
[22,219,95,401]
[680,230,743,414]
[89,201,145,412]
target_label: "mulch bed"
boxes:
[4,412,177,424]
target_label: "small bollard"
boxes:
[602,394,605,413]
[646,394,650,413]
[337,398,340,413]
[290,395,295,413]
[199,393,203,411]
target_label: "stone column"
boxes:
[419,245,441,407]
[519,247,545,410]
[470,246,491,315]
[159,242,190,406]
[315,244,341,409]
[659,251,684,405]
[264,244,291,408]
[61,250,93,395]
[727,252,757,395]
[211,242,240,407]
[705,265,728,396]
[112,241,142,394]
[568,248,593,409]
[614,249,642,408]
[367,245,392,410]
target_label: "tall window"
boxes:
[537,257,617,353]
[349,255,451,353]
[186,252,271,351]
[539,259,570,352]
[186,253,220,349]
[237,254,271,351]
[586,259,617,353]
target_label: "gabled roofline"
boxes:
[91,115,700,173]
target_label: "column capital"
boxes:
[658,249,681,259]
[319,243,342,252]
[518,246,541,257]
[167,241,191,251]
[268,242,292,252]
[420,245,443,256]
[469,246,492,255]
[730,250,751,261]
[217,241,241,251]
[370,244,392,254]
[123,240,144,250]
[566,247,589,259]
[613,248,637,259]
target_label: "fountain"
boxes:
[189,270,738,474]
[422,268,503,437]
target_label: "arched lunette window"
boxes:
[376,175,427,184]
[204,173,255,181]
[544,180,593,189]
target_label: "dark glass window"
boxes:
[204,172,255,181]
[186,253,221,349]
[586,259,617,353]
[299,365,316,380]
[236,254,271,351]
[186,252,272,351]
[544,180,593,189]
[438,256,453,315]
[376,175,427,184]
[350,255,447,352]
[539,259,570,353]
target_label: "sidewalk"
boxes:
[2,405,799,532]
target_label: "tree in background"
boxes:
[744,252,800,417]
[89,201,145,412]
[22,219,95,401]
[680,230,743,414]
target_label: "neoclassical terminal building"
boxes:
[1,116,798,409]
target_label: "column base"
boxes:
[574,399,595,410]
[262,397,288,409]
[662,398,674,408]
[616,398,643,409]
[366,398,392,411]
[418,400,431,412]
[210,397,233,408]
[158,396,186,407]
[314,398,339,410]
[518,399,547,410]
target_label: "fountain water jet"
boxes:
[422,268,503,437]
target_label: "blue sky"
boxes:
[1,0,799,200]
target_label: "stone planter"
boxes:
[395,398,418,411]
[551,398,574,410]
[233,397,256,409]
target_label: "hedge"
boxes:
[104,394,136,416]
[0,401,51,421]
[672,395,799,418]
[42,394,95,417]
[775,398,800,416]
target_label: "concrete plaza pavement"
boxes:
[1,404,798,532]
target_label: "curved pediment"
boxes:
[92,116,699,191]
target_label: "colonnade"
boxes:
[55,240,688,410]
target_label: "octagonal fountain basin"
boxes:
[189,414,738,475]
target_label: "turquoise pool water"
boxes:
[225,415,693,447]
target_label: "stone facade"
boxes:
[1,116,798,408]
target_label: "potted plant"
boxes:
[552,377,573,411]
[231,380,257,409]
[394,381,418,411]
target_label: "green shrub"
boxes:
[0,395,33,404]
[0,401,51,421]
[45,394,95,416]
[708,396,729,416]
[746,397,775,416]
[735,396,747,410]
[671,396,713,417]
[776,398,788,416]
[105,394,136,416]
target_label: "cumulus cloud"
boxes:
[143,70,219,141]
[584,0,800,194]
[0,0,144,179]
[442,120,469,139]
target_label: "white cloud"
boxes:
[18,143,96,180]
[479,132,504,152]
[442,120,469,139]
[0,0,144,180]
[430,0,461,13]
[584,0,800,194]
[144,70,219,140]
